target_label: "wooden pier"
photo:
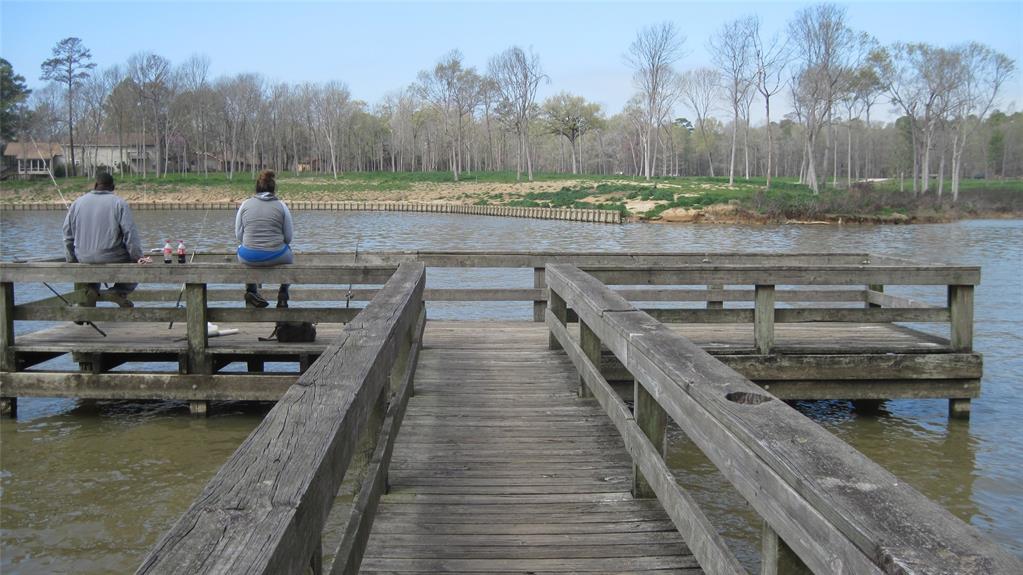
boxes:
[1,251,1015,574]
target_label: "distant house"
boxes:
[2,142,65,178]
[65,133,156,175]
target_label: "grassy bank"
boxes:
[2,171,1020,223]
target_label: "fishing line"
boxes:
[167,189,212,329]
[346,236,360,308]
[30,136,70,208]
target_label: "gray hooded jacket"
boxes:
[63,190,143,263]
[235,191,293,251]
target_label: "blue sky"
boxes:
[2,1,1021,121]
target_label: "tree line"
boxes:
[0,3,1018,199]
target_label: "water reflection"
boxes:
[1,211,1021,570]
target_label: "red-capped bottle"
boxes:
[176,240,186,263]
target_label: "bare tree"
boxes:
[309,81,350,179]
[949,44,1014,200]
[626,22,686,180]
[417,51,480,181]
[679,68,720,177]
[40,37,95,177]
[103,69,137,174]
[77,72,111,176]
[127,52,171,177]
[179,55,211,175]
[878,43,967,193]
[750,16,790,188]
[489,46,546,181]
[710,16,755,185]
[787,4,864,193]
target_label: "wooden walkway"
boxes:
[360,321,701,574]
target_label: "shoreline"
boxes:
[2,198,1020,225]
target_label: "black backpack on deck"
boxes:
[261,321,317,342]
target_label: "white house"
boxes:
[65,133,157,175]
[2,142,65,177]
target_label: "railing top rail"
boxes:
[188,250,886,266]
[136,262,426,575]
[581,265,980,286]
[545,263,1016,575]
[0,262,398,284]
[1,252,979,285]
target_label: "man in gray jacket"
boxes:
[63,172,150,307]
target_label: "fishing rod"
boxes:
[346,237,360,309]
[42,281,107,337]
[30,137,70,209]
[28,141,107,334]
[168,205,211,330]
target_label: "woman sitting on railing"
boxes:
[235,170,293,308]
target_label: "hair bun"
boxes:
[256,170,277,194]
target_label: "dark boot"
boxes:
[105,291,134,308]
[276,284,290,308]
[74,285,101,325]
[245,284,268,308]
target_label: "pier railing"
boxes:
[192,250,978,332]
[544,263,1018,575]
[1,251,981,414]
[136,262,426,574]
[0,261,398,413]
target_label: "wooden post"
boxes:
[755,284,775,355]
[1,282,15,417]
[390,318,412,394]
[761,522,812,575]
[548,289,567,351]
[1,282,15,372]
[533,267,546,322]
[633,380,666,499]
[707,284,724,309]
[186,283,210,416]
[948,285,974,352]
[948,284,975,419]
[578,319,599,398]
[867,284,883,308]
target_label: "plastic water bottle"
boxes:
[163,240,173,264]
[177,240,187,263]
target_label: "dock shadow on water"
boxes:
[1,210,1021,572]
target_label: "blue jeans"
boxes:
[238,245,293,301]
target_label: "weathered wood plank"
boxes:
[358,556,701,572]
[582,265,980,286]
[331,304,425,575]
[138,262,425,575]
[0,371,295,400]
[0,282,14,372]
[367,519,678,535]
[548,312,745,575]
[364,317,698,575]
[546,263,1017,575]
[620,288,865,303]
[754,285,774,355]
[0,262,398,284]
[949,285,975,352]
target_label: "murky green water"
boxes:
[1,211,1021,572]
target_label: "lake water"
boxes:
[1,210,1021,573]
